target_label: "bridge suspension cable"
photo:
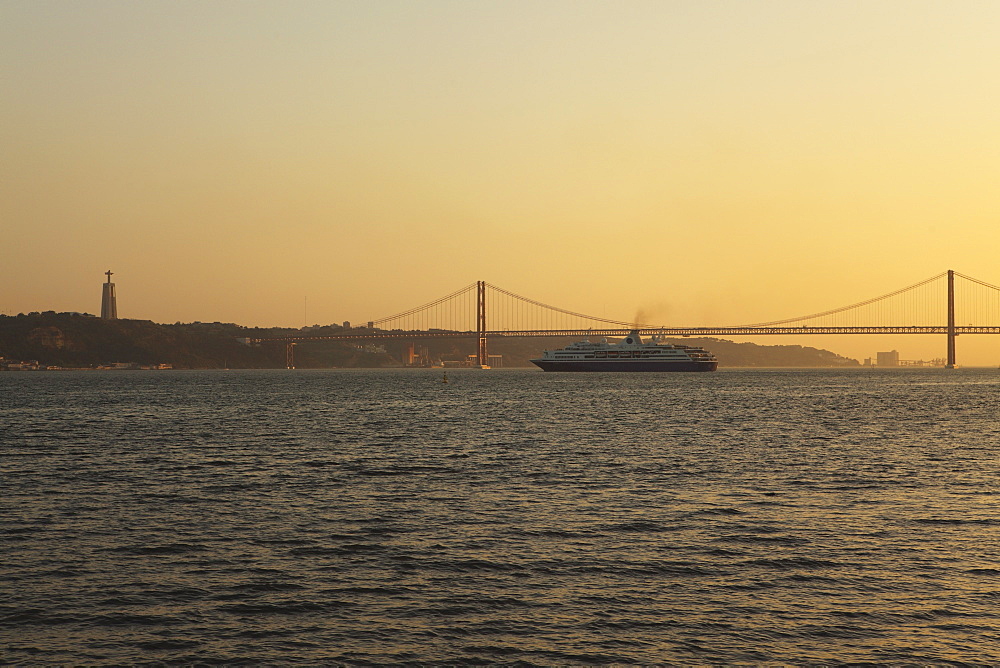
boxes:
[485,283,638,330]
[954,271,1000,328]
[369,282,478,331]
[955,272,1000,292]
[365,271,1000,333]
[742,272,949,327]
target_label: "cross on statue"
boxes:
[105,270,113,283]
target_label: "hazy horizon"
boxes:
[3,1,999,364]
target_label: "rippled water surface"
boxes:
[3,368,1000,664]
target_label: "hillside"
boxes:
[1,313,859,369]
[0,313,393,369]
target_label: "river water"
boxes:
[3,368,1000,664]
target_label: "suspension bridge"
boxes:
[247,270,1000,368]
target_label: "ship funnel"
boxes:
[623,330,643,345]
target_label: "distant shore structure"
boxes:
[101,270,118,319]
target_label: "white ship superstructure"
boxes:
[530,331,718,372]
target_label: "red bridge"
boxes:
[247,270,1000,368]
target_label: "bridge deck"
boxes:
[246,326,1000,344]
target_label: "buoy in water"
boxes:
[441,372,449,384]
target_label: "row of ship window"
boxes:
[556,351,688,359]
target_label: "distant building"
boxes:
[343,321,351,329]
[876,350,900,367]
[1,358,40,370]
[101,270,118,319]
[466,354,503,368]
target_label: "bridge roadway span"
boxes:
[248,326,1000,344]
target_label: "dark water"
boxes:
[3,368,1000,665]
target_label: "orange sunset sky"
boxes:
[3,1,999,364]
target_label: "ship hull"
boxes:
[530,359,718,372]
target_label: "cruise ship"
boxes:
[530,331,718,372]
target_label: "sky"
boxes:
[3,0,999,364]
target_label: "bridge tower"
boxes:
[946,269,956,368]
[477,280,488,367]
